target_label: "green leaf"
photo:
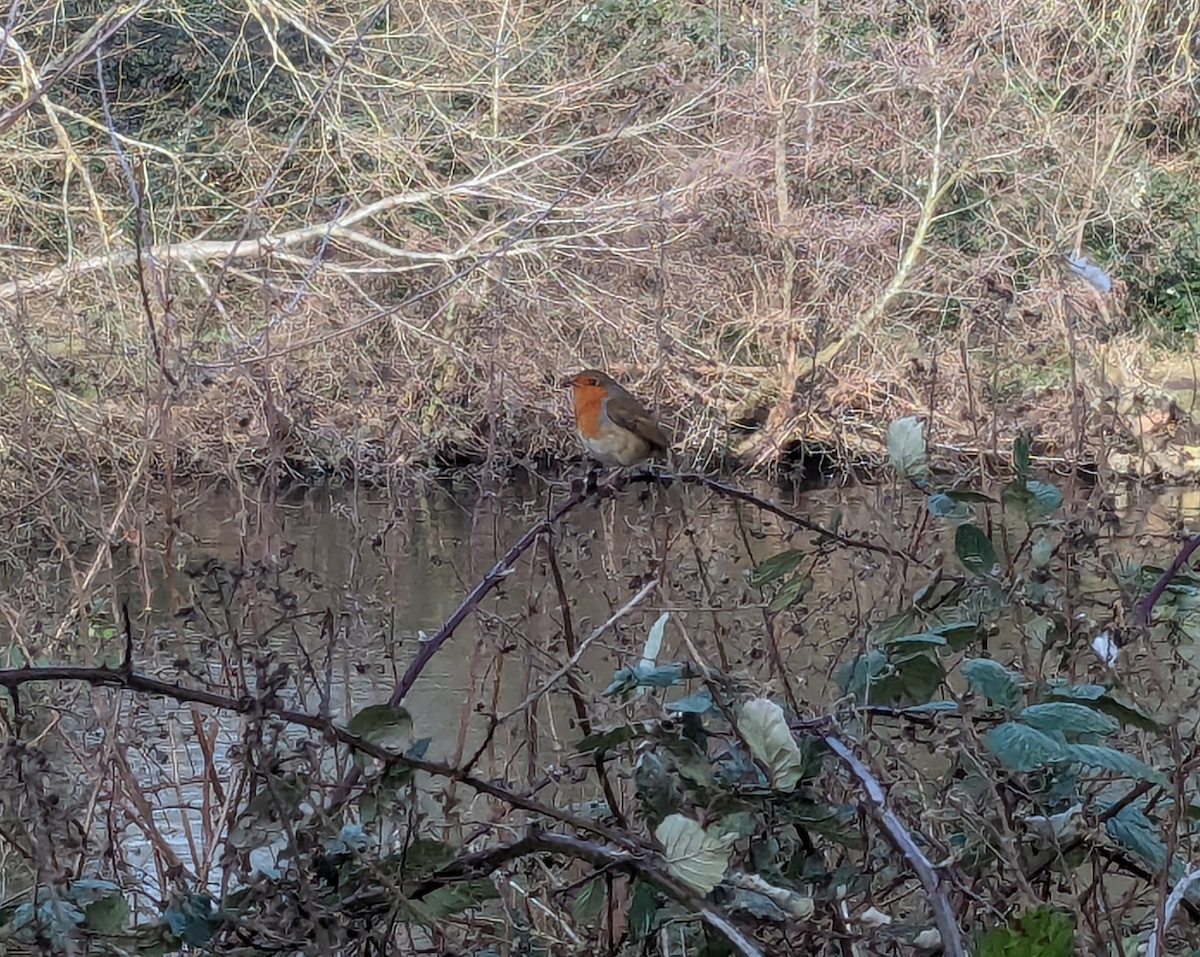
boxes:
[895,653,945,703]
[870,610,920,641]
[1004,478,1062,520]
[750,549,806,587]
[946,489,998,504]
[985,722,1066,771]
[837,649,888,696]
[716,811,758,839]
[837,649,909,704]
[1044,684,1161,731]
[1044,682,1105,702]
[572,877,607,925]
[768,572,812,612]
[84,893,129,935]
[979,905,1073,957]
[163,894,218,946]
[1105,806,1167,872]
[1013,431,1032,482]
[641,611,670,665]
[68,880,123,906]
[666,690,716,715]
[1018,702,1119,736]
[1062,744,1169,786]
[604,662,691,696]
[739,698,806,792]
[627,880,659,942]
[661,734,716,788]
[655,814,735,894]
[420,878,499,919]
[928,493,969,518]
[1031,535,1053,568]
[778,796,863,847]
[886,631,948,649]
[955,524,998,577]
[576,722,654,753]
[886,416,929,482]
[927,619,982,651]
[1026,481,1062,515]
[962,658,1022,708]
[1089,695,1161,732]
[728,888,789,921]
[636,752,683,826]
[399,837,457,874]
[346,704,414,754]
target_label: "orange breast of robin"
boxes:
[572,384,609,439]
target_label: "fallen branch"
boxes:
[0,89,714,306]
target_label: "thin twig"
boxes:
[324,482,590,804]
[0,0,151,137]
[499,577,659,723]
[543,533,628,829]
[388,485,586,707]
[634,472,925,563]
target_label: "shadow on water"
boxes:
[3,471,1200,907]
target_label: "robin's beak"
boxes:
[558,374,576,388]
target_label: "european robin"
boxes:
[560,369,672,467]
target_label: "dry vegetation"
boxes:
[1,0,1199,496]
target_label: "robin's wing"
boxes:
[606,391,672,451]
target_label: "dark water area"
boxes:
[2,472,1199,906]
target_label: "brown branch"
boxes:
[95,58,176,387]
[0,660,640,851]
[196,0,388,330]
[329,480,588,804]
[544,532,629,830]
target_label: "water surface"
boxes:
[0,472,1194,905]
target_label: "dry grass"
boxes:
[0,0,1198,499]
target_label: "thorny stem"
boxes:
[0,659,776,956]
[1136,532,1200,628]
[821,728,966,957]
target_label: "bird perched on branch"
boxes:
[560,369,671,468]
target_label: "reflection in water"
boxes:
[0,473,1195,904]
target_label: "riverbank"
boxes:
[0,298,1191,503]
[2,0,1198,504]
